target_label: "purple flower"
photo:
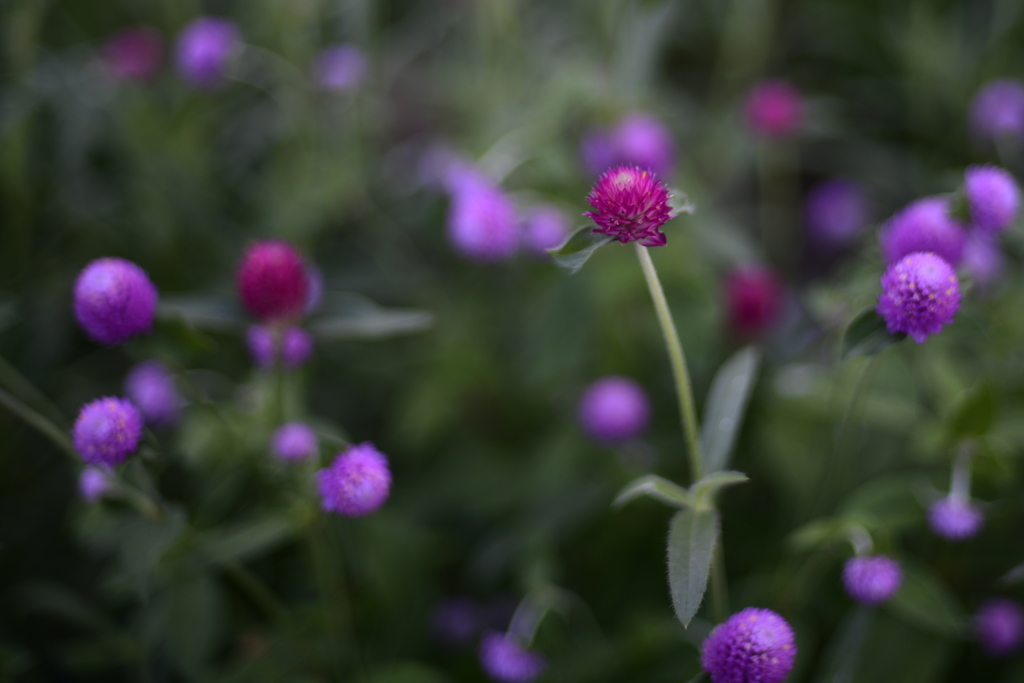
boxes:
[969,79,1024,142]
[928,497,984,540]
[842,555,902,604]
[580,129,615,177]
[581,115,675,179]
[271,422,318,463]
[578,376,651,443]
[744,80,803,138]
[447,180,520,262]
[125,361,182,428]
[431,598,481,646]
[479,632,546,683]
[281,327,313,368]
[584,165,672,247]
[313,44,367,92]
[878,197,967,266]
[247,325,313,369]
[877,252,961,344]
[963,234,1005,290]
[247,325,276,368]
[73,397,144,466]
[74,257,158,345]
[701,607,797,683]
[725,266,784,338]
[316,443,391,516]
[975,599,1024,658]
[522,206,569,255]
[102,26,163,83]
[175,17,239,89]
[965,165,1020,234]
[237,240,309,323]
[78,466,113,503]
[804,179,868,246]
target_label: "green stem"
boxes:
[635,244,704,482]
[0,386,78,462]
[711,544,729,624]
[308,514,353,677]
[0,355,67,426]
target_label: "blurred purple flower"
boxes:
[237,240,309,323]
[175,17,239,89]
[804,179,868,246]
[928,497,984,540]
[964,165,1020,234]
[271,422,318,462]
[281,327,313,368]
[842,555,902,604]
[969,79,1024,142]
[79,466,113,503]
[247,325,276,368]
[125,361,182,428]
[701,607,797,683]
[584,165,672,246]
[963,234,1005,290]
[317,443,391,516]
[877,252,961,344]
[744,80,803,138]
[581,114,675,178]
[74,258,158,346]
[975,599,1024,658]
[73,398,144,466]
[447,179,520,262]
[578,376,651,443]
[479,632,546,683]
[878,197,966,266]
[522,206,569,255]
[313,44,367,92]
[725,266,784,338]
[102,26,163,83]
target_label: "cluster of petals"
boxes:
[928,497,984,540]
[701,607,797,683]
[316,443,392,516]
[478,632,546,683]
[237,240,310,323]
[584,165,672,247]
[842,555,902,604]
[878,197,966,266]
[73,397,144,466]
[577,376,651,443]
[877,252,961,344]
[581,114,675,178]
[74,257,158,345]
[975,598,1024,658]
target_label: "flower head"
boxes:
[928,497,984,540]
[842,555,902,604]
[282,327,313,368]
[522,206,569,255]
[969,79,1024,142]
[578,376,652,443]
[479,632,546,683]
[878,197,966,266]
[804,179,868,246]
[175,17,239,89]
[313,44,367,91]
[271,422,318,462]
[237,240,309,322]
[725,266,784,337]
[963,234,1005,291]
[73,398,144,466]
[701,607,797,683]
[102,26,163,82]
[877,252,961,344]
[447,180,520,262]
[317,443,391,516]
[584,165,672,246]
[79,466,113,503]
[975,599,1024,658]
[744,80,803,138]
[125,361,182,428]
[965,165,1020,233]
[247,325,276,368]
[609,114,675,178]
[74,258,158,345]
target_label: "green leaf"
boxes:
[169,573,225,676]
[613,474,694,510]
[840,308,906,361]
[196,514,299,567]
[701,346,761,473]
[690,470,749,509]
[308,293,434,340]
[158,295,249,332]
[947,383,996,440]
[547,225,612,274]
[787,518,848,551]
[886,564,965,638]
[812,606,874,683]
[667,508,719,627]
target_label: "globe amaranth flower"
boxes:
[74,257,158,345]
[317,443,391,516]
[701,607,797,683]
[878,197,967,266]
[237,240,310,322]
[125,361,182,428]
[928,497,984,540]
[102,26,163,82]
[842,555,903,604]
[431,598,481,647]
[581,114,675,178]
[804,179,868,246]
[522,206,568,255]
[744,80,803,138]
[578,376,652,444]
[175,17,239,89]
[73,398,144,466]
[964,165,1020,233]
[969,79,1024,142]
[584,165,672,247]
[79,466,114,503]
[313,44,367,92]
[975,598,1024,658]
[877,252,961,344]
[247,325,313,369]
[725,266,784,338]
[271,422,318,462]
[479,632,546,683]
[963,234,1005,290]
[447,178,520,262]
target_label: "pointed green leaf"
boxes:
[667,508,719,627]
[308,293,434,340]
[812,606,874,683]
[547,225,612,273]
[701,346,761,473]
[690,470,749,509]
[841,308,907,360]
[613,474,694,510]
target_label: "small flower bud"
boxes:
[281,327,313,368]
[609,114,675,178]
[102,26,163,83]
[237,240,309,322]
[964,165,1020,234]
[842,555,902,604]
[73,397,144,466]
[522,206,569,255]
[578,376,651,443]
[744,80,803,138]
[584,165,672,247]
[447,180,520,262]
[125,361,182,428]
[927,497,983,540]
[313,44,367,92]
[975,598,1024,658]
[701,607,797,683]
[969,79,1024,142]
[878,197,966,266]
[479,632,546,683]
[271,422,318,463]
[316,443,391,516]
[804,179,868,246]
[725,266,784,338]
[175,17,240,89]
[79,466,114,503]
[877,252,961,344]
[73,258,158,345]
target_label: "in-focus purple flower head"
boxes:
[584,165,672,247]
[878,197,967,266]
[431,598,481,647]
[317,443,391,516]
[522,206,569,255]
[578,376,651,443]
[963,234,1005,291]
[725,266,784,338]
[479,632,546,683]
[804,179,868,246]
[271,422,318,463]
[313,44,367,92]
[580,115,675,178]
[928,497,984,540]
[701,607,797,683]
[79,466,114,504]
[877,252,961,344]
[74,257,158,345]
[969,79,1024,142]
[237,240,309,323]
[842,555,902,604]
[102,26,164,83]
[73,397,144,466]
[975,598,1024,658]
[744,80,803,138]
[447,179,520,262]
[964,165,1020,234]
[175,17,240,89]
[125,361,182,428]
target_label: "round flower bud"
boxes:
[431,598,481,647]
[609,114,675,178]
[927,497,983,540]
[246,325,276,368]
[877,252,961,344]
[237,240,309,322]
[313,44,367,92]
[578,376,651,443]
[842,555,903,604]
[804,179,868,246]
[969,79,1024,142]
[963,234,1005,291]
[701,607,797,683]
[79,466,113,503]
[271,422,318,462]
[102,26,163,83]
[73,397,144,466]
[725,266,784,338]
[744,80,803,138]
[73,258,158,345]
[584,164,672,247]
[281,327,313,369]
[316,443,391,516]
[447,181,520,262]
[964,165,1020,234]
[878,197,966,266]
[975,598,1024,658]
[479,632,546,683]
[522,206,569,255]
[125,361,181,428]
[175,17,239,89]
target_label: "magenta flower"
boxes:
[928,497,983,540]
[125,361,182,428]
[522,206,569,255]
[313,44,367,92]
[744,80,803,138]
[804,179,868,246]
[102,26,163,82]
[725,266,784,338]
[79,466,113,503]
[479,632,546,683]
[317,443,391,516]
[701,608,797,683]
[878,197,966,266]
[584,165,672,246]
[964,165,1020,234]
[271,422,318,463]
[969,79,1024,142]
[74,257,158,345]
[447,180,520,262]
[237,240,309,323]
[578,376,651,443]
[842,555,902,604]
[975,599,1024,658]
[73,398,144,466]
[175,17,239,89]
[877,252,961,344]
